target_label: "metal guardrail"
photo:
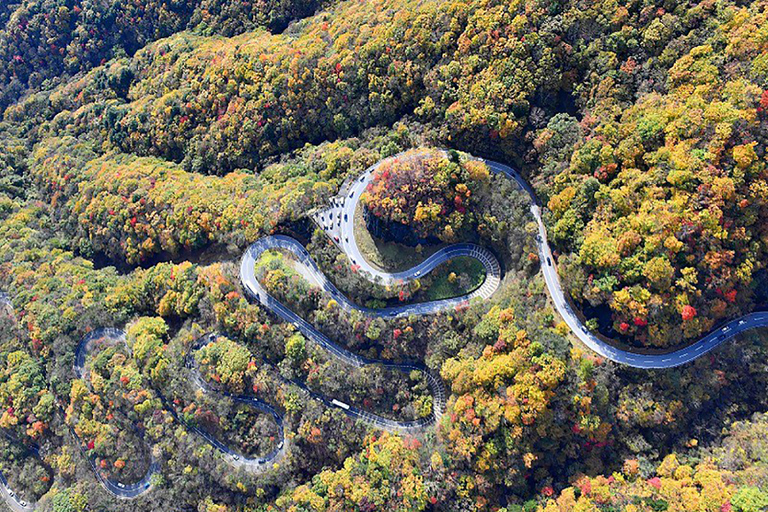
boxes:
[314,150,766,369]
[2,149,764,510]
[240,236,449,429]
[181,334,287,467]
[70,329,156,499]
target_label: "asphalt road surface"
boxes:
[182,333,287,469]
[72,329,158,499]
[312,149,768,369]
[2,149,765,509]
[70,328,291,501]
[239,236,447,431]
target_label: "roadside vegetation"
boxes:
[0,439,51,503]
[0,0,767,509]
[360,148,492,244]
[353,201,444,272]
[415,256,486,302]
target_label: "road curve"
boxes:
[239,236,447,431]
[1,147,764,509]
[182,333,286,469]
[72,329,158,498]
[0,435,36,512]
[312,148,767,369]
[75,328,291,492]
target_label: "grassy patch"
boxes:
[254,249,299,277]
[418,256,486,302]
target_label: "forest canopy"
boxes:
[0,0,767,510]
[361,148,491,242]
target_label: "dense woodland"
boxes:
[361,148,492,243]
[0,0,767,510]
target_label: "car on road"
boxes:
[233,455,240,461]
[739,320,746,326]
[547,257,552,266]
[334,236,339,242]
[718,334,726,341]
[117,483,125,488]
[19,501,26,507]
[344,214,348,221]
[277,441,284,450]
[349,191,354,198]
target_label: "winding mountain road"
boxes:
[312,149,767,369]
[0,433,35,512]
[239,236,447,431]
[70,328,291,501]
[1,148,765,510]
[183,333,286,469]
[0,295,42,511]
[72,329,159,498]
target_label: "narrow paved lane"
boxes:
[72,328,289,498]
[72,329,158,499]
[0,466,35,512]
[1,148,764,509]
[239,237,447,431]
[0,296,42,511]
[183,333,286,469]
[312,149,768,369]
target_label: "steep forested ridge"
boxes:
[544,2,768,347]
[0,0,326,110]
[0,0,767,510]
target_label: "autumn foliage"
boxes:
[361,148,490,243]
